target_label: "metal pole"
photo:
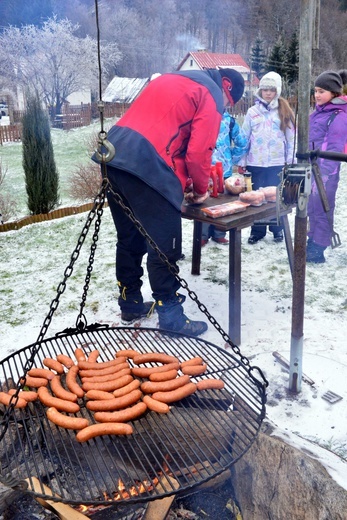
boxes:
[289,0,316,393]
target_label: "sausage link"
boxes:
[82,374,133,393]
[50,375,78,402]
[86,389,142,412]
[180,356,204,368]
[85,390,115,401]
[133,353,179,365]
[87,350,100,363]
[20,376,48,388]
[38,387,80,413]
[141,375,190,394]
[27,368,55,381]
[8,389,38,402]
[152,382,197,403]
[46,407,89,430]
[181,364,207,376]
[74,348,86,362]
[76,422,133,442]
[81,371,131,384]
[149,369,178,382]
[94,402,147,423]
[196,379,225,391]
[42,358,65,374]
[112,379,140,398]
[0,391,27,408]
[65,366,84,398]
[115,349,140,359]
[56,354,75,368]
[78,358,126,370]
[79,361,129,378]
[142,395,170,414]
[131,362,179,379]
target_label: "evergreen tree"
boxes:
[22,94,59,214]
[266,38,287,78]
[250,38,267,79]
[287,32,299,85]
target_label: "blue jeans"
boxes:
[201,223,226,240]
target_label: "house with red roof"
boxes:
[177,50,259,94]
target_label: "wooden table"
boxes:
[181,193,294,345]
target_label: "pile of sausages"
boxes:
[0,348,224,443]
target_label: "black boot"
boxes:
[118,282,155,324]
[156,293,208,337]
[306,242,326,264]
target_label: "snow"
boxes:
[1,136,347,490]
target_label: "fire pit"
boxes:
[0,326,266,509]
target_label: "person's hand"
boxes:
[238,166,247,174]
[184,190,209,205]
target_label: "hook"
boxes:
[95,130,116,163]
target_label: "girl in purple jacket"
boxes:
[307,71,347,263]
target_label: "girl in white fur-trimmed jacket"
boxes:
[238,71,296,244]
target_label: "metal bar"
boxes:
[228,229,241,345]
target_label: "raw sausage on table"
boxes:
[76,423,133,442]
[46,407,89,430]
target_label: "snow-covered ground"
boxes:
[1,129,346,489]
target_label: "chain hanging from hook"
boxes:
[94,0,115,166]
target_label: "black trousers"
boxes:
[106,167,182,302]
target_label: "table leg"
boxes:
[191,221,202,275]
[228,228,241,345]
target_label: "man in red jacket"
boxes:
[95,68,244,336]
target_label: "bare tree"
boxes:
[0,17,121,116]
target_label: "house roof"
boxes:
[177,51,250,72]
[103,76,149,103]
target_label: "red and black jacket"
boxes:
[96,70,224,210]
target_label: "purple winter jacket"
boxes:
[309,97,347,185]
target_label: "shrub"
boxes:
[69,163,102,201]
[0,158,17,222]
[22,94,59,214]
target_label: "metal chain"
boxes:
[107,184,268,390]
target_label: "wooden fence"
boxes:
[0,124,22,145]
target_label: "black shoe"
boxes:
[248,234,264,244]
[121,301,155,324]
[273,231,284,243]
[306,242,326,264]
[160,317,208,337]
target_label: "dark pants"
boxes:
[106,167,182,304]
[247,165,283,238]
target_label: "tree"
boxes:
[286,32,299,86]
[250,38,267,79]
[0,17,121,118]
[266,38,287,78]
[22,95,59,214]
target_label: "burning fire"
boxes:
[75,476,160,513]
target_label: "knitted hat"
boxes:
[258,71,282,97]
[314,71,342,93]
[218,68,245,106]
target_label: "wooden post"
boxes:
[289,0,317,393]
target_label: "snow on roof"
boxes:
[103,76,149,103]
